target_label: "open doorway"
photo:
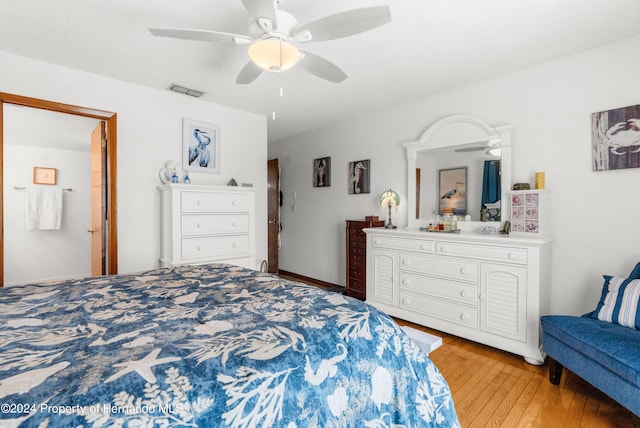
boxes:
[0,92,118,286]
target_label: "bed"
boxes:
[0,263,460,427]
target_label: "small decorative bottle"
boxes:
[171,172,179,183]
[183,171,190,184]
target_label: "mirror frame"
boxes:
[404,114,513,229]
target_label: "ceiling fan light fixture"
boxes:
[248,38,300,72]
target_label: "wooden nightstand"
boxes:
[346,217,384,300]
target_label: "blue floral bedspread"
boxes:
[0,263,459,427]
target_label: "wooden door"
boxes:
[267,158,280,273]
[91,122,106,276]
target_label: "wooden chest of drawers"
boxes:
[159,184,256,269]
[346,218,384,300]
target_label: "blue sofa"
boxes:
[541,262,640,418]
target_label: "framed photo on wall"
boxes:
[183,118,220,174]
[438,167,467,216]
[592,104,640,171]
[348,159,370,194]
[313,157,331,187]
[33,166,57,185]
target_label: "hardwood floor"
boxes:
[279,272,637,427]
[395,319,637,428]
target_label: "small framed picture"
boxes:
[348,159,370,194]
[313,157,331,187]
[33,167,57,185]
[183,118,220,174]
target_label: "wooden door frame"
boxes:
[0,92,118,286]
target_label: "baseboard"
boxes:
[278,270,344,291]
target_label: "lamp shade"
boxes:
[248,38,300,72]
[380,189,400,207]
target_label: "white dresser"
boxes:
[365,228,551,364]
[159,184,256,269]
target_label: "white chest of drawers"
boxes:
[159,184,256,269]
[365,228,551,364]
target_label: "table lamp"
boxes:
[380,189,400,229]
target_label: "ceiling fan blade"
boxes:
[294,6,391,42]
[299,50,348,83]
[149,28,252,44]
[236,61,263,84]
[241,0,279,27]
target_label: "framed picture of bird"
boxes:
[182,118,220,174]
[439,167,467,216]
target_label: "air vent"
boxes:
[168,84,205,98]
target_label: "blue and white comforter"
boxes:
[0,263,459,427]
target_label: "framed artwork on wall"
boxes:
[438,167,467,216]
[313,157,331,187]
[592,104,640,171]
[33,166,57,185]
[348,159,370,194]
[183,118,220,174]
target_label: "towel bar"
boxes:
[13,186,72,191]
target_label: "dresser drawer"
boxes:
[182,235,249,259]
[400,272,478,306]
[181,191,251,212]
[181,214,249,236]
[399,253,478,283]
[436,241,527,264]
[400,291,478,329]
[371,236,435,253]
[349,245,367,256]
[348,277,366,292]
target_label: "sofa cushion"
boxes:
[591,276,640,329]
[541,315,640,386]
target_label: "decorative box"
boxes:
[510,190,548,236]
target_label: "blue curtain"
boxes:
[481,160,501,221]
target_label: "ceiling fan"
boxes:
[149,0,391,84]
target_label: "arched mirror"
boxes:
[404,115,512,230]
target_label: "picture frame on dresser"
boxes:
[182,118,220,174]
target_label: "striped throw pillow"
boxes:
[593,276,640,330]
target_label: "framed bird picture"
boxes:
[182,118,220,174]
[438,167,467,216]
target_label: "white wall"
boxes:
[1,51,268,276]
[269,35,640,316]
[4,145,91,284]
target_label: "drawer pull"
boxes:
[460,267,469,275]
[196,223,202,229]
[374,239,380,245]
[232,222,237,227]
[402,279,410,285]
[402,259,410,265]
[196,200,202,206]
[420,244,428,250]
[440,246,446,253]
[460,290,469,298]
[232,200,238,206]
[402,298,410,305]
[232,242,238,248]
[196,245,202,252]
[460,313,469,321]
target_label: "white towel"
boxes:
[25,188,63,231]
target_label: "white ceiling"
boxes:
[2,0,640,144]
